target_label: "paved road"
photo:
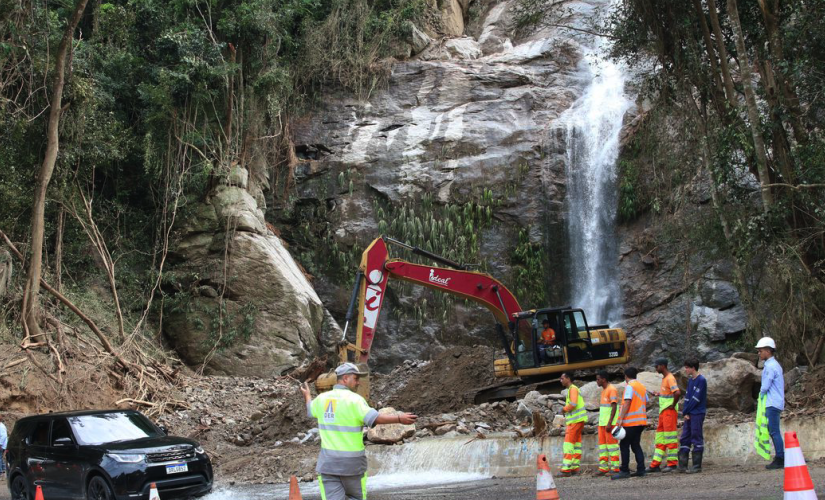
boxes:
[2,465,823,499]
[291,465,824,500]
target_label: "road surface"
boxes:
[226,464,825,500]
[2,464,823,499]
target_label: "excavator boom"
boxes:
[352,237,520,364]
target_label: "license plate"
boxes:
[166,463,188,475]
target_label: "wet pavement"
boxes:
[213,464,824,500]
[2,464,823,499]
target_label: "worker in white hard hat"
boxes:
[755,337,785,469]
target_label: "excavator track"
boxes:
[470,377,564,404]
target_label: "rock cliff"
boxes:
[279,0,613,371]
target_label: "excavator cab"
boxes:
[495,307,629,378]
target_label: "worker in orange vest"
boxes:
[646,358,681,473]
[611,367,648,480]
[595,370,620,476]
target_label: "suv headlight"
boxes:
[194,446,206,455]
[107,453,145,463]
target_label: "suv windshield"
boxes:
[68,412,162,445]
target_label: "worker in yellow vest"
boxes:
[300,363,417,500]
[646,358,682,473]
[560,371,587,476]
[595,370,620,476]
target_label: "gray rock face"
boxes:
[618,215,751,367]
[164,167,339,376]
[283,0,599,371]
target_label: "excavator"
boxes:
[316,236,629,402]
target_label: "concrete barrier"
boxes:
[367,415,825,477]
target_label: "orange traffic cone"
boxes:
[35,485,44,500]
[536,454,560,500]
[288,475,303,500]
[784,431,818,500]
[148,483,161,500]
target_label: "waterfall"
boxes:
[562,42,632,325]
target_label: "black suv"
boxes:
[4,410,213,500]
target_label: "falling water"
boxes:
[562,42,632,325]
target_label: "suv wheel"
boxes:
[87,476,114,500]
[10,475,31,500]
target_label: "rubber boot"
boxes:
[766,456,784,470]
[677,450,689,473]
[687,451,703,474]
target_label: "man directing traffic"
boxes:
[300,363,418,500]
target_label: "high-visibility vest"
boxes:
[565,384,587,425]
[623,380,648,427]
[311,388,369,460]
[599,384,619,426]
[754,393,771,460]
[658,373,680,413]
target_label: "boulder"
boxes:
[226,165,249,189]
[407,24,431,55]
[784,366,807,393]
[444,38,482,60]
[440,0,466,36]
[636,371,662,393]
[434,423,457,436]
[516,402,533,423]
[674,357,760,412]
[165,172,333,375]
[699,280,739,309]
[551,415,565,428]
[731,352,759,365]
[578,381,601,411]
[522,390,549,411]
[367,408,415,444]
[690,304,747,341]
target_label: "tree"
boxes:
[21,0,90,346]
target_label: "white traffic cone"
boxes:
[149,483,161,500]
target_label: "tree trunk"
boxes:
[726,0,773,211]
[757,0,808,146]
[706,0,737,108]
[21,0,90,343]
[692,0,725,106]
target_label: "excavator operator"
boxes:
[538,319,558,362]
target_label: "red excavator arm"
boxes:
[342,237,521,364]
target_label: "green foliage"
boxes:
[511,229,547,308]
[0,0,427,349]
[617,159,640,222]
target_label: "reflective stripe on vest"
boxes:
[566,385,587,424]
[659,394,679,413]
[624,381,648,426]
[314,389,367,453]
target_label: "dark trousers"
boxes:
[619,426,645,473]
[766,407,784,459]
[679,413,705,452]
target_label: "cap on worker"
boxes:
[654,357,668,368]
[755,337,776,349]
[335,362,367,377]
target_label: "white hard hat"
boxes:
[755,337,776,349]
[611,426,626,441]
